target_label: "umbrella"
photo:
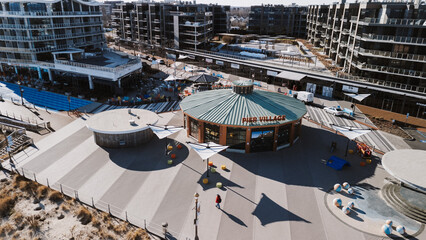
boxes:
[331,125,372,158]
[188,142,228,177]
[188,74,219,84]
[149,125,183,155]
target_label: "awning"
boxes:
[276,71,306,81]
[344,93,371,102]
[332,125,372,140]
[149,125,183,139]
[188,142,228,160]
[164,75,183,82]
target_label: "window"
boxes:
[189,118,199,139]
[277,124,291,146]
[204,123,220,144]
[226,127,246,149]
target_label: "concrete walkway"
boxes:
[3,110,424,240]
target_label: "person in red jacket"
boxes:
[215,194,222,209]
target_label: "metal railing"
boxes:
[356,48,426,62]
[0,11,101,17]
[0,57,55,67]
[360,17,426,26]
[355,62,425,78]
[359,33,426,45]
[0,31,104,41]
[0,21,102,30]
[0,41,102,54]
[55,58,141,74]
[9,166,177,239]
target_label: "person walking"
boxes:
[215,194,222,209]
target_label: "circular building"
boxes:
[86,108,159,148]
[180,80,307,153]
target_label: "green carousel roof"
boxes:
[180,88,307,127]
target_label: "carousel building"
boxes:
[180,80,307,153]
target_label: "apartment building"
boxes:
[0,0,141,93]
[248,4,308,38]
[112,1,230,50]
[307,1,425,93]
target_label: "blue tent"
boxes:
[327,156,351,170]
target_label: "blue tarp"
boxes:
[327,156,351,170]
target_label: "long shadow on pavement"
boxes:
[106,137,190,171]
[220,209,248,227]
[252,193,311,226]
[221,125,379,193]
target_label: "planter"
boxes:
[78,95,85,99]
[90,98,98,102]
[65,92,71,96]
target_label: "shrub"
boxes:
[36,185,49,199]
[48,191,63,202]
[60,204,70,212]
[26,215,40,231]
[126,228,149,240]
[113,222,129,234]
[76,206,92,225]
[0,223,15,236]
[91,217,101,228]
[11,211,24,223]
[0,196,16,217]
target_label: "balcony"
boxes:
[359,33,426,45]
[0,11,102,17]
[0,30,104,42]
[358,18,426,27]
[0,21,102,30]
[356,48,426,62]
[355,62,425,79]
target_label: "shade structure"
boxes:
[188,74,219,84]
[332,125,372,140]
[149,125,183,139]
[276,71,306,81]
[164,75,183,82]
[344,93,371,102]
[188,142,228,160]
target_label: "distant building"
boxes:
[0,0,141,94]
[248,5,307,38]
[307,1,426,93]
[112,1,230,50]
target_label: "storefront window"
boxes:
[189,118,199,139]
[226,127,246,149]
[250,128,274,152]
[204,123,220,143]
[277,124,291,146]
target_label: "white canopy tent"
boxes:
[149,125,183,139]
[188,142,228,177]
[344,93,371,102]
[331,125,372,158]
[149,125,183,155]
[164,75,183,82]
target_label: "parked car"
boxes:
[324,106,344,116]
[158,59,165,65]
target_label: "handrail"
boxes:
[0,40,102,53]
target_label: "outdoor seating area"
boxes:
[0,81,92,111]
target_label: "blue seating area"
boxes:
[1,81,92,111]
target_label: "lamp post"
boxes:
[194,192,199,240]
[18,81,24,105]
